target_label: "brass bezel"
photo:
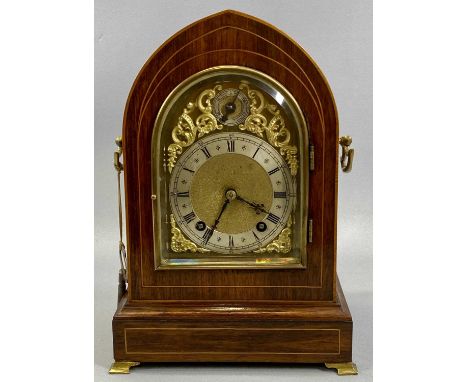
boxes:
[151,66,309,269]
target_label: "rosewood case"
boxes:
[112,10,354,369]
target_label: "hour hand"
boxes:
[203,198,230,244]
[212,198,230,231]
[236,195,269,214]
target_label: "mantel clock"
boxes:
[110,10,357,376]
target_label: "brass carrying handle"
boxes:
[339,136,354,173]
[114,136,127,295]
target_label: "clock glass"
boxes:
[152,66,308,268]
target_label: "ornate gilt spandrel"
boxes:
[238,83,298,176]
[167,85,223,172]
[254,214,292,254]
[170,214,210,253]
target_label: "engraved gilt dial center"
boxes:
[190,152,273,235]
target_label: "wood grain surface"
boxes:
[121,10,340,303]
[112,278,353,363]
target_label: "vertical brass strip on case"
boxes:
[308,219,313,243]
[309,144,314,171]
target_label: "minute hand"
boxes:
[236,195,269,214]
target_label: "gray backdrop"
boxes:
[95,1,372,381]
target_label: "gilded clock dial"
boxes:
[212,88,250,126]
[169,132,294,254]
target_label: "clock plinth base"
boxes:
[112,278,354,370]
[108,361,140,374]
[325,362,358,375]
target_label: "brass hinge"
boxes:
[308,218,313,243]
[309,144,314,171]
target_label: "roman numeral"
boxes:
[201,147,211,158]
[183,211,196,224]
[266,213,280,224]
[268,167,280,176]
[177,191,189,197]
[274,191,287,198]
[252,147,260,158]
[229,235,234,248]
[202,227,213,244]
[183,167,194,173]
[227,140,235,152]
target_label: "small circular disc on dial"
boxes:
[212,88,250,126]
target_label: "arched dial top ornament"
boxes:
[167,73,298,176]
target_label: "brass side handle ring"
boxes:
[339,136,354,173]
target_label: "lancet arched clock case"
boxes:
[110,11,356,375]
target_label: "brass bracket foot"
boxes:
[325,362,358,376]
[109,361,140,374]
